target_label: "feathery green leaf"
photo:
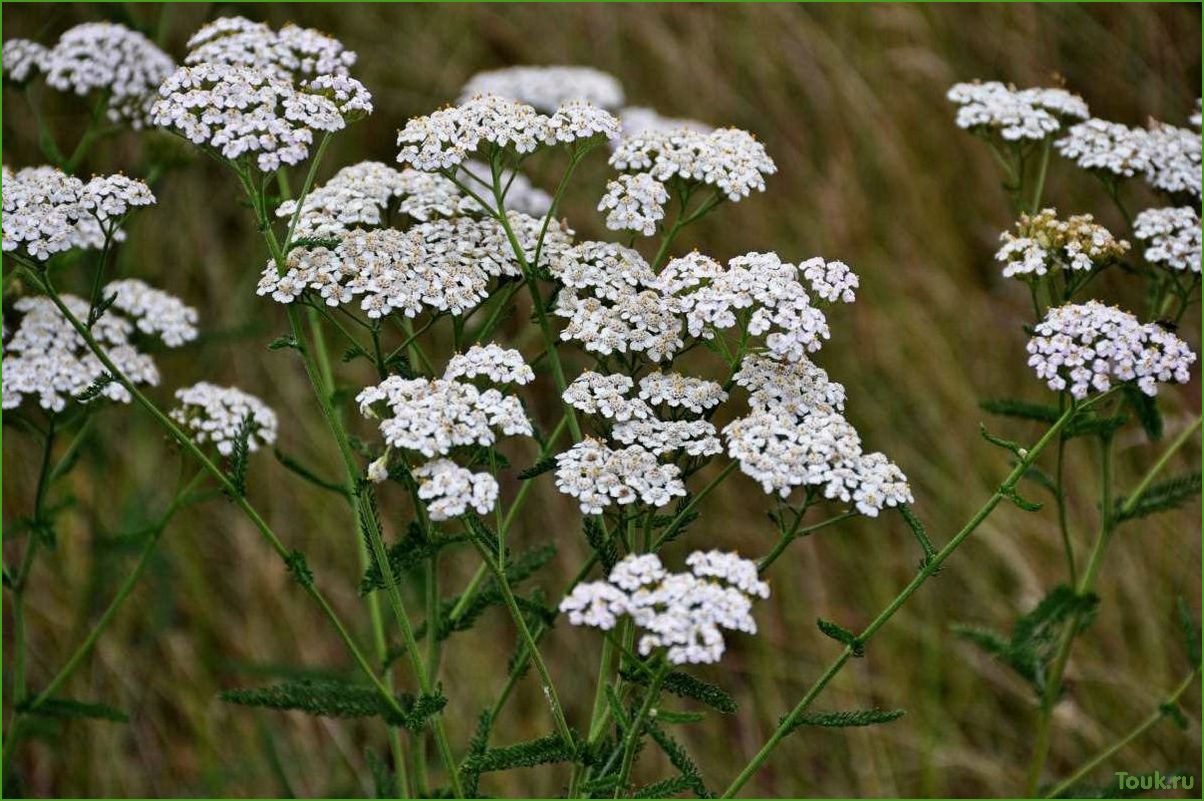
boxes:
[1115,470,1201,522]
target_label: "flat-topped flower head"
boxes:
[612,418,722,457]
[5,23,175,127]
[733,354,846,416]
[356,376,531,458]
[459,66,625,112]
[1027,301,1195,398]
[3,285,196,412]
[563,371,650,421]
[170,382,277,456]
[1143,121,1201,200]
[151,63,355,173]
[995,208,1129,279]
[610,126,776,201]
[800,257,859,303]
[1055,118,1152,179]
[561,551,769,665]
[554,439,685,514]
[185,17,356,83]
[598,173,669,236]
[2,167,154,260]
[443,344,535,385]
[617,106,713,140]
[948,81,1088,141]
[637,372,728,414]
[413,458,499,521]
[1134,207,1201,274]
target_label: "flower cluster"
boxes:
[1133,207,1201,274]
[444,344,536,385]
[995,208,1129,279]
[1056,117,1202,199]
[357,358,533,459]
[258,211,570,317]
[169,382,278,456]
[2,22,175,127]
[459,65,625,112]
[609,126,776,201]
[2,166,154,260]
[598,173,669,236]
[555,439,686,514]
[184,16,357,83]
[413,458,499,521]
[723,348,910,516]
[2,283,197,412]
[946,81,1089,141]
[151,62,364,173]
[1027,301,1195,399]
[617,106,712,139]
[637,371,728,414]
[560,551,769,664]
[396,94,620,172]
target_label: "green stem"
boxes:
[1043,671,1200,799]
[1054,394,1077,585]
[613,662,669,797]
[652,460,739,549]
[757,510,854,572]
[1028,139,1052,214]
[722,398,1087,798]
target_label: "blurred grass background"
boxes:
[2,2,1201,797]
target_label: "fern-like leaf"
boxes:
[73,372,116,403]
[816,618,864,656]
[659,671,738,714]
[782,708,905,733]
[979,398,1060,423]
[584,517,618,570]
[518,457,558,480]
[1115,470,1201,522]
[1176,596,1201,668]
[460,733,575,775]
[227,413,254,497]
[898,504,937,566]
[647,721,711,797]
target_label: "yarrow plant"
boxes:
[2,16,1198,801]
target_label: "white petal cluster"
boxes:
[259,211,571,316]
[277,161,457,235]
[413,458,499,520]
[733,354,846,416]
[184,16,356,82]
[459,66,625,112]
[2,285,196,412]
[554,439,686,514]
[609,126,776,201]
[356,374,532,459]
[612,418,722,457]
[2,167,153,259]
[104,279,200,347]
[598,173,669,236]
[169,382,277,456]
[800,257,859,303]
[681,251,831,363]
[947,81,1088,141]
[443,344,535,385]
[1056,118,1202,199]
[563,371,650,421]
[550,242,685,362]
[1027,301,1195,398]
[617,106,712,139]
[4,23,175,127]
[560,551,768,665]
[151,63,354,173]
[1143,122,1202,199]
[1191,98,1202,130]
[396,94,620,172]
[637,372,728,414]
[995,208,1129,278]
[1133,207,1201,274]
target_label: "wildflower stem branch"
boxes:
[721,397,1098,797]
[1042,669,1200,799]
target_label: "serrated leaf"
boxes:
[653,709,706,724]
[19,698,128,723]
[646,721,711,797]
[518,457,557,480]
[73,372,115,403]
[219,679,444,731]
[817,618,863,656]
[783,708,905,733]
[364,747,394,799]
[980,424,1024,457]
[85,292,118,328]
[659,671,737,714]
[584,517,618,570]
[979,398,1060,423]
[226,413,254,497]
[267,335,299,351]
[898,504,937,564]
[1065,413,1128,440]
[460,733,575,775]
[1115,470,1201,523]
[634,775,699,798]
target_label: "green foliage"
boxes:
[518,456,558,480]
[274,448,348,497]
[220,680,446,731]
[955,584,1099,697]
[816,617,864,656]
[72,372,115,403]
[898,504,937,566]
[227,413,254,497]
[584,517,619,570]
[462,708,495,797]
[460,733,576,776]
[359,521,463,595]
[19,698,129,723]
[1064,413,1128,440]
[267,334,300,351]
[646,670,738,714]
[1002,485,1044,512]
[1114,470,1201,523]
[634,774,699,798]
[364,747,395,799]
[782,708,905,734]
[979,398,1059,423]
[646,721,712,797]
[284,550,314,589]
[979,424,1025,458]
[1123,385,1163,441]
[85,292,118,328]
[288,236,342,250]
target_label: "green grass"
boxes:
[2,3,1200,797]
